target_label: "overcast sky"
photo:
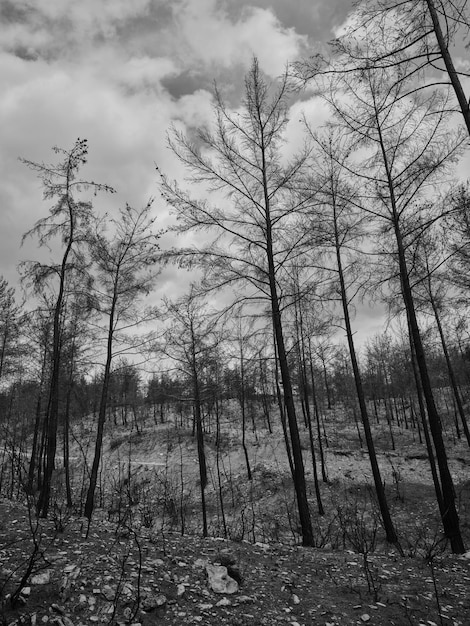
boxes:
[1,0,468,344]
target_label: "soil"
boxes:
[1,498,470,626]
[1,402,470,625]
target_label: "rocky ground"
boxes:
[1,498,470,626]
[2,402,470,625]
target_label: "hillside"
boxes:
[1,497,470,626]
[2,401,470,625]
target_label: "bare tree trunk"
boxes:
[273,333,295,484]
[263,161,313,546]
[375,116,465,552]
[425,0,470,136]
[27,341,48,494]
[295,293,324,514]
[193,361,208,537]
[270,300,313,546]
[63,379,73,509]
[84,299,116,522]
[238,338,252,481]
[407,319,444,514]
[259,355,273,434]
[333,203,399,545]
[429,293,470,447]
[37,241,71,517]
[307,340,328,482]
[321,357,332,409]
[214,377,227,537]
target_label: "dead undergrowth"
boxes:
[1,401,470,625]
[1,497,470,626]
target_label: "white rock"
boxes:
[206,564,239,594]
[237,595,252,603]
[141,592,166,611]
[31,571,51,585]
[216,598,232,607]
[103,602,114,614]
[122,582,134,597]
[102,585,114,601]
[292,594,300,605]
[361,615,371,622]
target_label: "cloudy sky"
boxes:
[1,0,468,343]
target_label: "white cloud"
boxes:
[455,57,470,72]
[0,0,366,316]
[0,0,306,296]
[4,0,154,41]
[0,27,223,285]
[172,89,214,128]
[174,0,307,76]
[1,21,53,58]
[0,54,165,270]
[330,8,357,39]
[281,96,332,162]
[116,56,177,92]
